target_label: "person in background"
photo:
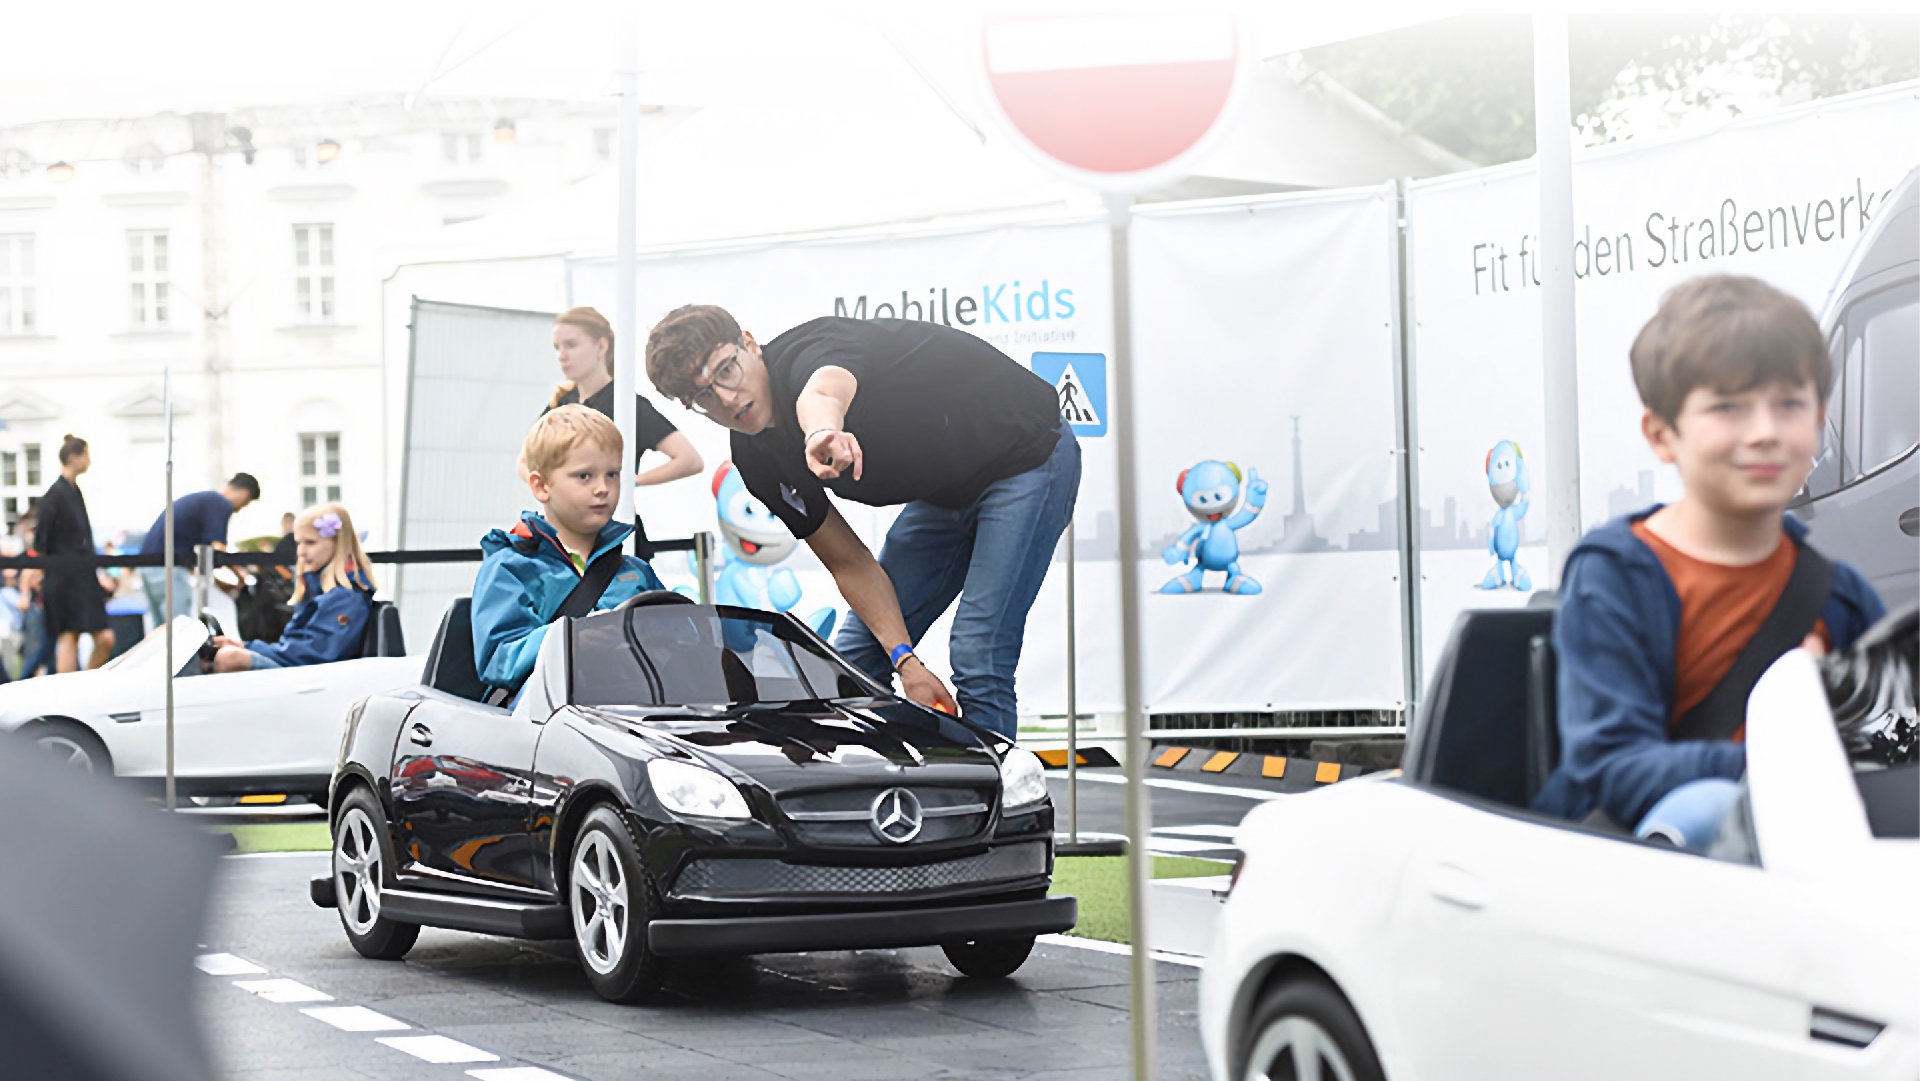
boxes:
[13,511,51,679]
[206,503,374,672]
[534,307,703,558]
[136,473,259,624]
[36,435,113,671]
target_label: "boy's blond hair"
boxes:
[525,404,624,476]
[291,502,374,603]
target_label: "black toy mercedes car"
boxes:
[310,593,1075,1002]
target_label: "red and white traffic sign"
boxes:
[981,14,1245,191]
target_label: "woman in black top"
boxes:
[545,306,703,483]
[37,434,113,671]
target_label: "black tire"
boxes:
[942,935,1036,979]
[1237,975,1386,1081]
[26,719,111,776]
[569,805,665,1003]
[331,787,420,961]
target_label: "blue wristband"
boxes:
[889,643,916,669]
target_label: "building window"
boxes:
[441,132,483,165]
[128,230,169,327]
[0,235,35,334]
[299,432,341,507]
[293,224,334,321]
[1,442,41,530]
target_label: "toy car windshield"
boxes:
[569,605,881,708]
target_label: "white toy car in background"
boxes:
[0,607,419,801]
[1201,604,1919,1081]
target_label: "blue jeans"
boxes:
[1636,777,1742,850]
[245,650,286,671]
[834,423,1081,740]
[140,566,194,625]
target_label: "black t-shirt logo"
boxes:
[779,482,809,516]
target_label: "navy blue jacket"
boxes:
[1534,508,1885,826]
[245,571,372,667]
[471,513,663,693]
[138,491,235,555]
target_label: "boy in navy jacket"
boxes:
[471,406,663,695]
[1534,275,1884,847]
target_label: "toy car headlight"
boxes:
[646,758,751,820]
[999,747,1049,811]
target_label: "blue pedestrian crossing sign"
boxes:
[1030,352,1107,438]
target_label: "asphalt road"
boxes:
[195,770,1270,1081]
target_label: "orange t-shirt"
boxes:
[1631,521,1829,740]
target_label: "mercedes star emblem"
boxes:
[869,787,924,844]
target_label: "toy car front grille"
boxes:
[669,841,1046,899]
[778,786,992,847]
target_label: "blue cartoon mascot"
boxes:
[1478,440,1531,591]
[1159,460,1267,595]
[710,462,837,637]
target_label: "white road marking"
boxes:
[1154,824,1240,839]
[377,1036,500,1064]
[1038,933,1203,968]
[194,953,266,975]
[234,978,334,1003]
[300,1005,411,1032]
[223,850,330,859]
[1062,773,1282,801]
[469,1069,575,1081]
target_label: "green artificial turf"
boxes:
[208,821,333,854]
[1049,854,1231,945]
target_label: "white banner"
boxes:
[1130,186,1406,711]
[1408,84,1920,678]
[570,218,1124,718]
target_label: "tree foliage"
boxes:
[1301,14,1920,167]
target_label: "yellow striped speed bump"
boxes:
[1035,747,1121,769]
[1148,745,1395,792]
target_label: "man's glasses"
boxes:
[687,338,747,415]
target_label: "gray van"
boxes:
[1793,167,1919,609]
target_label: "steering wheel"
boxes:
[617,589,698,611]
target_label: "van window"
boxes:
[1859,288,1919,474]
[1806,330,1848,499]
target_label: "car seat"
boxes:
[1405,605,1558,809]
[421,596,490,703]
[358,600,406,659]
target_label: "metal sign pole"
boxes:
[613,0,640,541]
[1534,12,1582,586]
[1106,190,1157,1081]
[694,532,715,605]
[163,367,176,813]
[1064,519,1077,842]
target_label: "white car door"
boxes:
[164,665,335,778]
[1388,793,1809,1081]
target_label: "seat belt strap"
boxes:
[1672,540,1835,743]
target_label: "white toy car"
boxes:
[1201,604,1919,1081]
[0,606,419,800]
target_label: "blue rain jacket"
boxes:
[245,570,372,667]
[1533,508,1884,827]
[471,512,663,692]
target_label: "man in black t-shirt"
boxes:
[646,307,1079,739]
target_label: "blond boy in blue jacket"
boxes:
[471,406,663,695]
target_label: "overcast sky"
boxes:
[0,2,1465,126]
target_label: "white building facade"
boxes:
[0,96,625,548]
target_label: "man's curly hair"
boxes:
[645,304,742,405]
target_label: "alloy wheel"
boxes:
[334,806,384,936]
[1243,1015,1360,1081]
[571,831,629,975]
[35,733,96,773]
